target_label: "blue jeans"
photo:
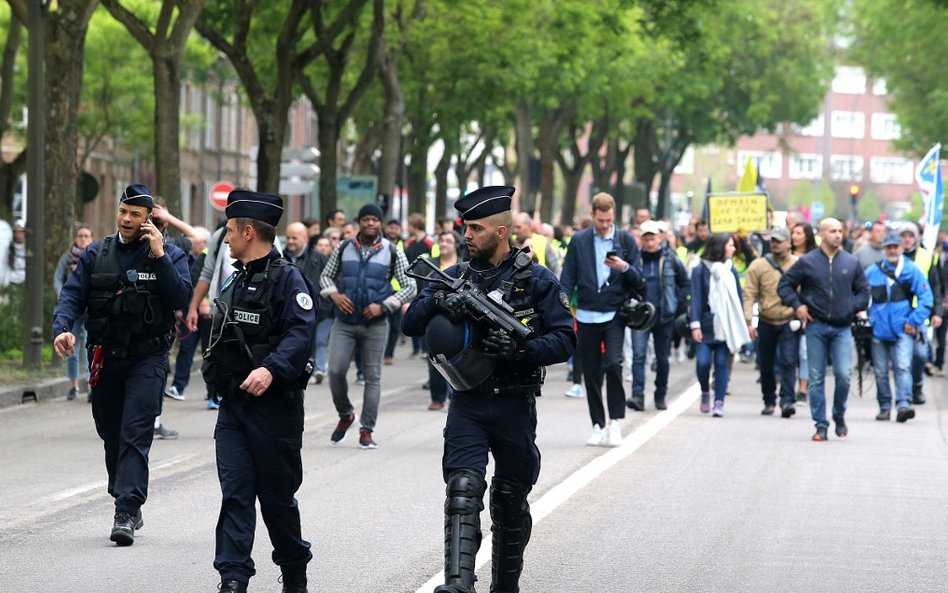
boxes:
[872,333,913,411]
[911,330,931,387]
[756,321,799,406]
[631,320,673,399]
[695,341,730,402]
[313,317,332,373]
[328,319,388,431]
[806,321,853,428]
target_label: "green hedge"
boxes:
[0,285,58,361]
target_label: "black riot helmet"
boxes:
[619,297,657,332]
[425,313,495,392]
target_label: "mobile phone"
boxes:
[606,250,617,259]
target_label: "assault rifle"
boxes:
[407,256,533,341]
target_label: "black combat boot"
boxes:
[217,580,247,593]
[489,479,532,593]
[433,469,486,593]
[109,509,143,546]
[280,568,308,593]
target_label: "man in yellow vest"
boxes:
[513,212,559,274]
[900,223,943,403]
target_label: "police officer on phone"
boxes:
[52,184,192,546]
[201,190,316,593]
[401,186,575,593]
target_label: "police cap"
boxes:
[455,186,514,221]
[121,184,154,210]
[225,190,284,227]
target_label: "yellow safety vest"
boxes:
[531,233,548,267]
[910,247,935,317]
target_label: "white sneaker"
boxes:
[163,385,185,401]
[564,384,584,398]
[586,425,604,447]
[677,348,685,363]
[604,422,622,447]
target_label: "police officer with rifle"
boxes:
[52,184,192,546]
[401,186,576,593]
[202,190,316,593]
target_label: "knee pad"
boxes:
[445,470,486,515]
[489,478,530,524]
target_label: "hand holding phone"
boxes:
[606,250,617,259]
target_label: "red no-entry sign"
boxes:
[209,181,234,211]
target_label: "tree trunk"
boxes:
[537,108,568,224]
[405,125,428,215]
[152,54,182,211]
[254,102,287,194]
[317,114,340,218]
[559,167,582,227]
[376,36,404,217]
[44,2,97,281]
[351,120,381,176]
[514,100,535,212]
[613,141,632,219]
[632,118,660,216]
[434,150,450,221]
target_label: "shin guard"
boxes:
[489,478,532,593]
[434,469,486,593]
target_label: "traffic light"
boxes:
[848,183,860,199]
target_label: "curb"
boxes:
[0,376,73,409]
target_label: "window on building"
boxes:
[872,78,888,96]
[831,111,865,139]
[832,66,867,94]
[674,146,695,175]
[830,155,864,182]
[870,157,914,185]
[736,150,782,180]
[870,113,901,140]
[788,154,823,180]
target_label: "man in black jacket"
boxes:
[777,218,870,441]
[560,192,644,447]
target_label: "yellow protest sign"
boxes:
[707,192,769,234]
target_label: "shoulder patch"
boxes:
[559,291,571,310]
[295,293,314,311]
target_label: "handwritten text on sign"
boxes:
[707,193,769,234]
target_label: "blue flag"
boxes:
[915,143,943,250]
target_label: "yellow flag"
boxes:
[737,157,757,192]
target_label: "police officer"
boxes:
[401,186,576,593]
[52,184,192,545]
[201,191,316,593]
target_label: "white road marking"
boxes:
[411,382,701,593]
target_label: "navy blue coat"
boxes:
[777,247,870,327]
[559,226,644,312]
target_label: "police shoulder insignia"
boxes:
[295,293,314,311]
[559,291,570,310]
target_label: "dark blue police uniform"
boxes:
[201,191,316,593]
[401,186,575,593]
[52,185,192,546]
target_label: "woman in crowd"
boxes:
[421,230,462,410]
[690,234,750,416]
[791,222,818,401]
[53,224,94,401]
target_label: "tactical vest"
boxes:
[85,235,175,357]
[462,250,545,394]
[203,258,293,397]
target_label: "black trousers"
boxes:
[756,321,799,406]
[442,392,540,488]
[90,351,168,514]
[577,317,627,428]
[214,390,311,583]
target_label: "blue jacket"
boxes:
[777,248,870,327]
[689,262,742,342]
[559,227,644,312]
[865,256,933,341]
[639,246,689,324]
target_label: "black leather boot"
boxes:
[489,479,532,593]
[280,570,308,593]
[109,509,143,546]
[217,580,247,593]
[433,470,486,593]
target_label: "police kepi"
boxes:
[52,184,193,546]
[402,185,576,593]
[202,189,316,593]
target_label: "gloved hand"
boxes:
[434,290,468,322]
[479,329,523,360]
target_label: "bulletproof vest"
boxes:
[85,235,175,353]
[206,258,288,379]
[464,250,544,393]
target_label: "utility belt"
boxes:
[94,335,170,360]
[475,367,545,397]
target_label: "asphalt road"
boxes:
[0,349,946,593]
